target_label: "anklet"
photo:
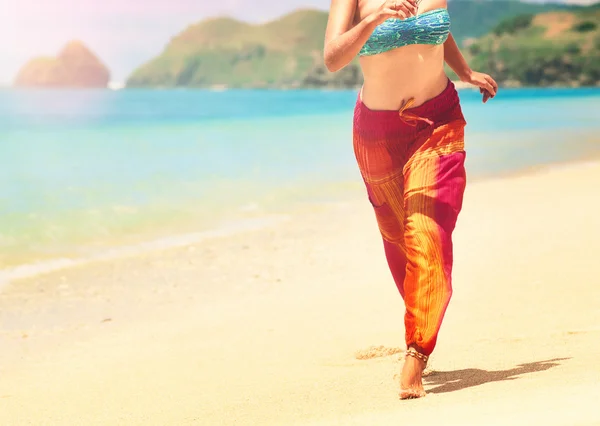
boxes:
[405,348,428,365]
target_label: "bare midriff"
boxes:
[355,0,450,110]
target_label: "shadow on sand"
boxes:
[425,358,570,394]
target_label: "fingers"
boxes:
[486,76,499,101]
[389,0,417,17]
[484,75,498,97]
[476,73,498,103]
[383,7,408,20]
[402,0,418,16]
[482,90,491,103]
[487,74,499,91]
[405,0,419,15]
[382,7,406,20]
[479,86,492,103]
[397,3,415,17]
[481,80,495,99]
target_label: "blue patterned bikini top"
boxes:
[359,8,451,56]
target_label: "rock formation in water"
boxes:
[14,41,110,88]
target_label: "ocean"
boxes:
[1,86,599,282]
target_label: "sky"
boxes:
[0,0,595,85]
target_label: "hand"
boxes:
[376,0,418,23]
[462,71,498,103]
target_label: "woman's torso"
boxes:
[354,0,450,110]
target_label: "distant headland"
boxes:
[14,41,111,89]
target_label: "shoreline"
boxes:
[2,154,600,289]
[5,84,600,92]
[0,215,289,290]
[1,158,600,424]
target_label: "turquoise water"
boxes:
[1,87,599,274]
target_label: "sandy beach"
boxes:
[1,160,600,425]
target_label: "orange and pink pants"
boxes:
[353,80,467,356]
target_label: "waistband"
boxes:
[353,79,462,138]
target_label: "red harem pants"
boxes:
[353,80,467,356]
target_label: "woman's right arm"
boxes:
[323,0,417,73]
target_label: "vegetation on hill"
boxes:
[462,4,600,87]
[126,1,593,89]
[127,9,328,88]
[446,0,574,44]
[14,41,110,88]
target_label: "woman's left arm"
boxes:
[443,32,498,103]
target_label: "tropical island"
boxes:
[465,6,600,87]
[14,41,111,89]
[126,0,600,89]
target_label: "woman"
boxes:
[324,0,498,399]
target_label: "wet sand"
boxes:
[1,161,599,425]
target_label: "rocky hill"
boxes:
[14,41,110,88]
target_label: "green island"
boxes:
[462,4,600,87]
[126,1,600,89]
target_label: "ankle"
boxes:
[405,346,428,366]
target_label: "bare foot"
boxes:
[399,348,427,400]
